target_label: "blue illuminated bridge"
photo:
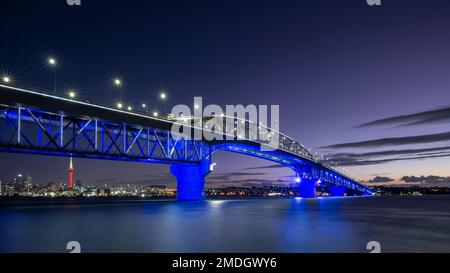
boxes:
[0,84,373,200]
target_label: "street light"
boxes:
[68,90,76,98]
[117,102,123,109]
[2,76,11,84]
[48,58,56,66]
[160,92,167,100]
[141,103,149,115]
[113,78,122,102]
[153,111,159,117]
[47,57,58,93]
[127,106,132,111]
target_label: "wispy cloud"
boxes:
[356,106,450,128]
[327,153,450,167]
[322,131,450,149]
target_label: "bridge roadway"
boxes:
[0,84,373,200]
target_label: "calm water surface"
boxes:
[0,195,449,253]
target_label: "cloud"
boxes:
[367,176,394,183]
[356,106,450,128]
[401,175,450,184]
[327,146,450,158]
[326,153,450,167]
[323,146,450,166]
[322,131,450,149]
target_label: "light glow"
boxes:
[48,58,57,66]
[2,76,11,83]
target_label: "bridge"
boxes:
[0,84,373,200]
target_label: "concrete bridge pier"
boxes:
[297,178,317,198]
[170,163,211,201]
[328,185,346,196]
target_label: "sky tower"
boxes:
[69,157,73,190]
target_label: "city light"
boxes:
[160,92,167,100]
[68,90,76,98]
[114,78,121,86]
[295,177,301,183]
[194,104,200,110]
[153,111,159,117]
[117,102,123,109]
[142,103,146,108]
[127,106,132,111]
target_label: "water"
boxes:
[0,195,449,253]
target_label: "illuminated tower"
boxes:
[69,157,73,190]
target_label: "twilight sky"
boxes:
[1,0,450,187]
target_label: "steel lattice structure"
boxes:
[0,106,210,164]
[0,84,373,199]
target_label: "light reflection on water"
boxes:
[0,195,449,253]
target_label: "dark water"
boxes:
[0,195,449,253]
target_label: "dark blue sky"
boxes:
[2,0,450,187]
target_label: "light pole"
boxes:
[141,103,148,115]
[159,91,167,117]
[48,57,57,93]
[113,78,122,109]
[114,78,122,100]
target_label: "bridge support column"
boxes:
[328,185,346,197]
[170,163,210,201]
[298,178,316,198]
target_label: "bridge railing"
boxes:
[168,114,315,161]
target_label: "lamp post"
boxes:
[48,57,57,93]
[141,103,148,115]
[159,91,168,117]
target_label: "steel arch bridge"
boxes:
[0,84,373,200]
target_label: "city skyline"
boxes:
[2,0,450,187]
